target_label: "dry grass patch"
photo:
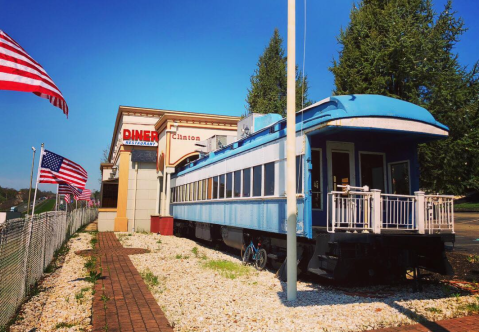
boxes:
[202,259,252,280]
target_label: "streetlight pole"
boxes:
[286,0,297,301]
[26,146,36,215]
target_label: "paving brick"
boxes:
[82,232,173,332]
[371,314,479,332]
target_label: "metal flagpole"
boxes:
[27,147,36,215]
[286,0,298,301]
[31,143,44,218]
[55,184,59,211]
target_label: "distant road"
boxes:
[16,198,49,213]
[452,212,479,254]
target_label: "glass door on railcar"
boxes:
[327,142,356,191]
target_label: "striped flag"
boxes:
[58,183,83,196]
[0,30,69,117]
[39,150,87,190]
[75,189,91,201]
[64,194,70,204]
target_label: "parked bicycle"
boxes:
[241,239,267,270]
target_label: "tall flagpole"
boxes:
[55,184,59,211]
[286,0,298,301]
[26,147,36,215]
[31,143,44,218]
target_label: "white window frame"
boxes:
[388,160,411,195]
[311,148,323,211]
[358,151,387,192]
[326,141,356,192]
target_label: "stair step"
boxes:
[308,267,335,279]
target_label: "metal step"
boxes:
[308,267,335,279]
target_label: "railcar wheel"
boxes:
[255,249,267,271]
[242,247,252,265]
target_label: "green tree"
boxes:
[246,29,312,116]
[330,0,479,195]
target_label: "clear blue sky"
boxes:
[0,0,478,192]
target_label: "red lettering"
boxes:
[144,131,151,141]
[132,130,137,140]
[196,136,200,141]
[172,133,176,140]
[123,129,131,140]
[135,130,143,140]
[152,131,159,142]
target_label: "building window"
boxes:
[171,188,174,203]
[198,181,202,200]
[296,155,303,194]
[360,153,385,192]
[190,183,194,201]
[243,168,251,197]
[253,165,262,197]
[213,176,219,199]
[184,184,187,202]
[185,184,189,202]
[219,174,225,199]
[202,179,207,200]
[234,170,241,197]
[264,162,275,196]
[389,161,410,195]
[226,172,233,198]
[101,183,118,208]
[311,149,322,209]
[208,178,213,199]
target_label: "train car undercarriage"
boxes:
[173,219,455,284]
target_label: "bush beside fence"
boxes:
[0,208,98,329]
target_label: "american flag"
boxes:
[58,183,83,196]
[76,189,91,201]
[0,30,68,117]
[39,150,87,190]
[64,194,70,204]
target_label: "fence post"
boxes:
[415,191,425,234]
[371,189,382,234]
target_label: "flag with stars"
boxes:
[39,149,87,189]
[75,189,91,201]
[58,183,83,197]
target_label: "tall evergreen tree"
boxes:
[330,0,479,195]
[246,29,311,116]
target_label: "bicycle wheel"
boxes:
[242,246,252,265]
[255,248,267,271]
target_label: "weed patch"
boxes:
[55,322,76,329]
[202,259,251,280]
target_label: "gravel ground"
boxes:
[10,232,94,332]
[121,232,479,332]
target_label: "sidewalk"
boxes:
[83,232,173,332]
[371,314,479,332]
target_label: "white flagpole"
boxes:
[55,184,59,211]
[31,143,44,218]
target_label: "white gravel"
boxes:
[121,232,479,332]
[10,232,94,332]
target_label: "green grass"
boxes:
[467,255,479,263]
[202,259,251,280]
[175,254,189,259]
[141,269,159,288]
[55,322,76,329]
[31,199,56,214]
[425,307,443,314]
[455,202,479,211]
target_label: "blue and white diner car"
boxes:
[170,95,455,282]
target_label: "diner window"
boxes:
[202,179,207,200]
[234,170,241,197]
[296,156,303,194]
[311,149,322,209]
[253,165,262,197]
[219,174,225,199]
[208,178,213,199]
[390,161,410,195]
[226,172,233,198]
[264,162,275,196]
[243,168,251,197]
[360,153,385,192]
[213,176,219,199]
[101,183,118,208]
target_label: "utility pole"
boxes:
[286,0,297,301]
[27,146,36,215]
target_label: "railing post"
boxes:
[371,190,381,234]
[415,191,425,234]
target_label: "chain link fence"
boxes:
[0,208,98,329]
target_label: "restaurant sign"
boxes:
[123,129,159,147]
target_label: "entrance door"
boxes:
[326,142,355,191]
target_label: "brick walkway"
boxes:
[82,232,173,332]
[371,314,479,332]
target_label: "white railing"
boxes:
[425,195,454,234]
[327,190,454,234]
[381,194,416,230]
[327,191,373,233]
